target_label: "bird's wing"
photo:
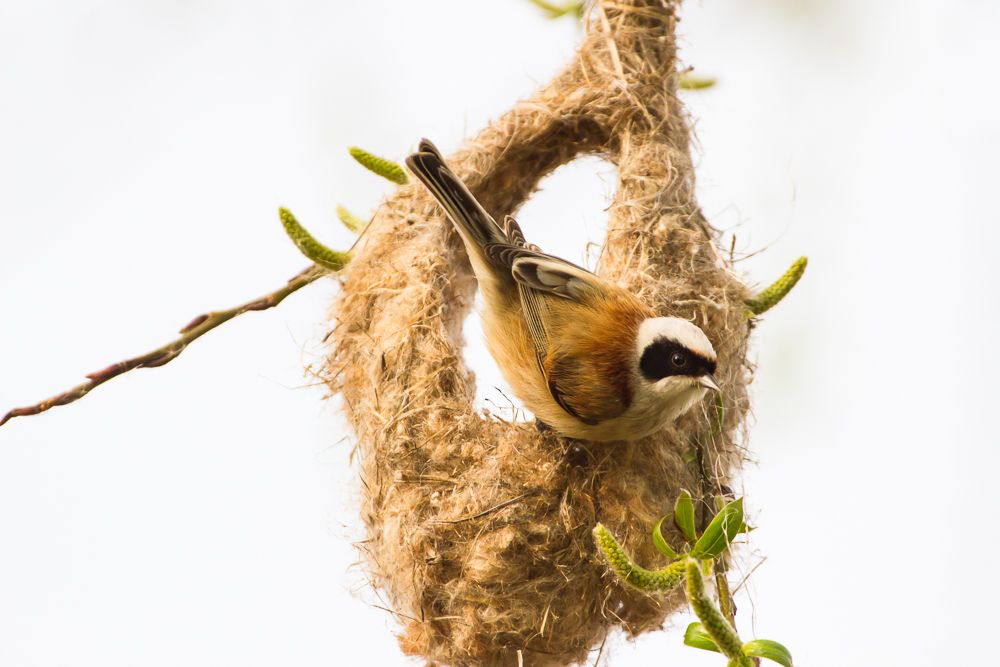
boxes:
[510,256,602,301]
[483,241,605,299]
[483,233,600,363]
[501,215,533,250]
[544,349,629,425]
[484,231,622,424]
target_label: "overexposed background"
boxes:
[2,1,998,665]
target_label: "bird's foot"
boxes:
[534,418,554,434]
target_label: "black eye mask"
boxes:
[639,337,716,382]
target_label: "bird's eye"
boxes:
[670,352,687,367]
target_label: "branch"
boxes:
[1,264,327,428]
[684,558,795,667]
[3,205,358,429]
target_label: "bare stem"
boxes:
[1,264,327,428]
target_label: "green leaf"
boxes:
[690,498,744,559]
[724,500,746,543]
[652,515,679,558]
[715,504,750,534]
[674,490,697,542]
[683,623,721,653]
[712,392,725,436]
[743,639,794,667]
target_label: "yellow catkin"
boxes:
[348,147,408,184]
[336,205,367,233]
[745,256,808,315]
[594,524,686,592]
[279,208,350,272]
[686,559,745,660]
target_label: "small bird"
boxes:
[405,140,720,441]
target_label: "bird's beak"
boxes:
[698,374,722,392]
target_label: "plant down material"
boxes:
[322,2,755,665]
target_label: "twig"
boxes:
[427,492,536,525]
[592,635,608,666]
[1,264,328,427]
[730,556,768,596]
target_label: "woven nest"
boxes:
[323,2,753,666]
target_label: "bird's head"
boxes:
[633,317,720,419]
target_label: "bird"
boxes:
[405,139,720,441]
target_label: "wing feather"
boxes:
[518,282,551,368]
[482,220,624,424]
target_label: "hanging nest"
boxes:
[323,2,753,665]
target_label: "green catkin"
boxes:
[745,256,808,316]
[679,73,717,90]
[279,208,351,272]
[685,559,747,663]
[348,146,408,184]
[525,0,586,19]
[593,524,686,592]
[336,205,367,233]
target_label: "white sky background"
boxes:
[1,0,998,665]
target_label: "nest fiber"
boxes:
[324,2,752,665]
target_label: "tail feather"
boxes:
[405,139,508,249]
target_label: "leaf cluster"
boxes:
[652,490,749,560]
[595,491,794,666]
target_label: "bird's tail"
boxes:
[405,139,508,250]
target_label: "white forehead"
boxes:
[635,317,716,359]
